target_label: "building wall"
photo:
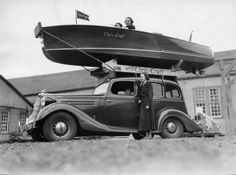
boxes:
[178,76,236,134]
[229,81,236,131]
[179,77,221,116]
[0,78,32,134]
[230,83,236,114]
[0,107,29,134]
[0,79,31,109]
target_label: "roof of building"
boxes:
[9,69,98,96]
[0,75,33,107]
[214,50,236,60]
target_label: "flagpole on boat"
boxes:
[189,30,193,42]
[75,10,77,24]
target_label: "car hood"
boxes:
[41,93,103,102]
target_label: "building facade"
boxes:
[179,50,236,134]
[0,75,32,135]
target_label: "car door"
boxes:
[151,82,166,116]
[164,82,188,113]
[98,80,140,129]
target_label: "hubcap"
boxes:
[52,120,69,136]
[166,121,177,133]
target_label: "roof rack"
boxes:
[90,59,185,82]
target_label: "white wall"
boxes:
[178,77,226,133]
[0,79,31,109]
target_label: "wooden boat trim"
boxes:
[45,47,212,59]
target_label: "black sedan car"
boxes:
[24,77,202,141]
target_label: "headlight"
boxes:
[25,114,36,125]
[41,96,46,107]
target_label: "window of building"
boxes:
[20,111,27,126]
[209,88,222,117]
[194,88,207,114]
[193,87,222,118]
[1,111,9,133]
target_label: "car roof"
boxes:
[109,77,179,86]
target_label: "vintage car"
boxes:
[24,77,202,141]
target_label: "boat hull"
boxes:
[37,24,214,71]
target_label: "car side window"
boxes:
[152,83,163,99]
[110,81,135,96]
[165,84,180,98]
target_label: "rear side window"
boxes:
[152,83,163,99]
[165,84,181,98]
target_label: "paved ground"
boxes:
[0,135,236,175]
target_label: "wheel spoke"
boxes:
[161,118,184,138]
[52,120,69,137]
[166,121,177,133]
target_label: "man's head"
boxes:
[125,89,131,95]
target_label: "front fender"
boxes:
[36,103,111,132]
[155,108,202,133]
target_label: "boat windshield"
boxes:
[93,82,109,95]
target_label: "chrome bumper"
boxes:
[20,123,34,132]
[20,117,36,132]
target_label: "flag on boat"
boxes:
[75,10,89,21]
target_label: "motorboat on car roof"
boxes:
[34,22,214,73]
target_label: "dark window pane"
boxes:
[111,81,135,96]
[152,83,163,98]
[165,84,180,98]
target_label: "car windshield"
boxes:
[93,81,109,95]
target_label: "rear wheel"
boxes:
[160,118,184,138]
[43,111,77,142]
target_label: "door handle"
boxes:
[106,100,112,103]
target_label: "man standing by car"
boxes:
[138,73,154,139]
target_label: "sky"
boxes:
[0,0,236,79]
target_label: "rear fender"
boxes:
[36,103,110,132]
[155,108,202,133]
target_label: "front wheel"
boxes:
[43,111,77,142]
[160,118,184,138]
